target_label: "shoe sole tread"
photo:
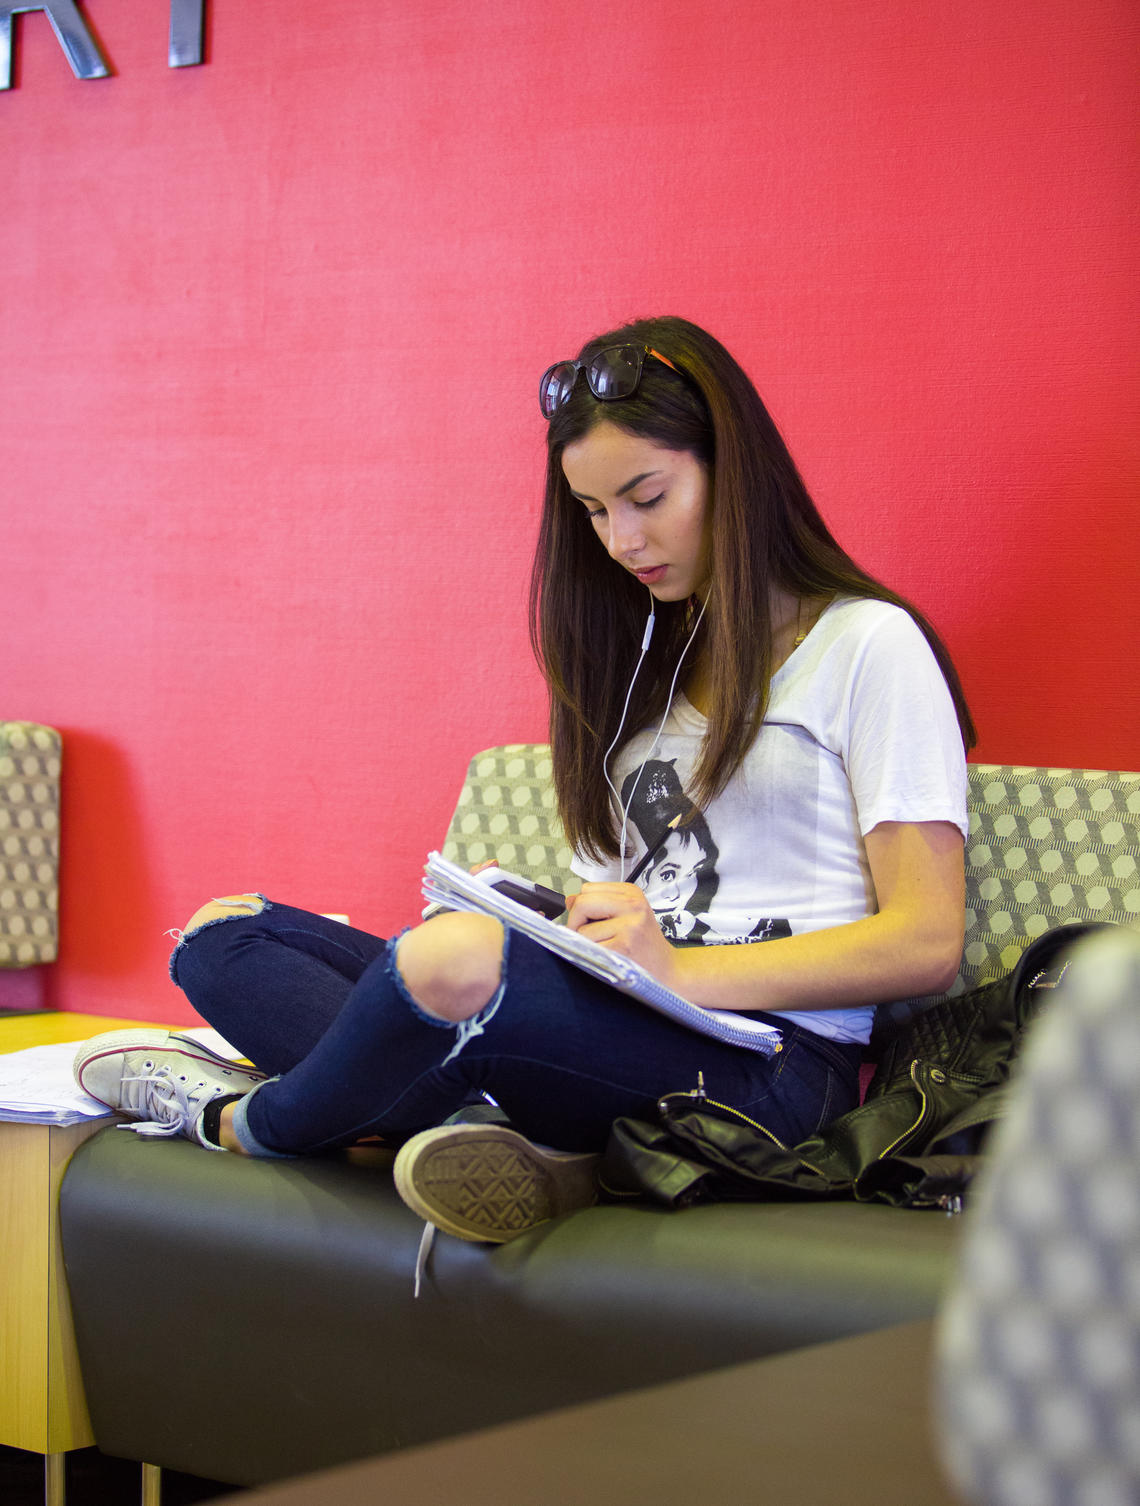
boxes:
[394,1127,597,1243]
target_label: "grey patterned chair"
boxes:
[0,721,62,970]
[935,924,1140,1506]
[58,750,1140,1490]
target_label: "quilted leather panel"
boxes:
[0,721,61,967]
[885,995,989,1071]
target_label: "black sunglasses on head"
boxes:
[538,344,681,420]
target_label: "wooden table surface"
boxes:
[0,1010,156,1053]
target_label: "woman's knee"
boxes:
[181,893,265,937]
[394,912,505,1023]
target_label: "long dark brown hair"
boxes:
[529,316,974,861]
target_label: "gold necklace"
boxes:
[793,598,807,647]
[793,595,832,648]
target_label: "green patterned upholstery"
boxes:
[0,721,62,967]
[960,766,1140,974]
[441,744,574,892]
[442,746,1140,1026]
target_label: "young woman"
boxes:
[75,316,972,1244]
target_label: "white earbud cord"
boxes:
[607,592,709,881]
[602,593,656,834]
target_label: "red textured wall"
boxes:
[3,0,1137,1022]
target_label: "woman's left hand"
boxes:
[565,883,679,987]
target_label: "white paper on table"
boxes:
[0,1041,114,1126]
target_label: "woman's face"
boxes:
[642,832,705,913]
[560,422,711,602]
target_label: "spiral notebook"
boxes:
[421,853,782,1056]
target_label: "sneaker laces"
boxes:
[115,1065,225,1139]
[413,1221,437,1299]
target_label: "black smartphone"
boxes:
[481,871,567,920]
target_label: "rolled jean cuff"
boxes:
[229,1079,295,1159]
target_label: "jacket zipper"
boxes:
[874,1060,934,1162]
[662,1089,829,1183]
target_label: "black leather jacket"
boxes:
[600,923,1108,1212]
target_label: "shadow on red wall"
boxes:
[55,728,159,992]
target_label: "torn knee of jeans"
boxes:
[442,974,507,1065]
[388,925,510,1047]
[167,894,271,978]
[386,929,453,1028]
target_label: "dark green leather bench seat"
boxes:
[60,1131,960,1486]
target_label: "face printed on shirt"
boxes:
[643,832,705,921]
[621,758,791,945]
[621,760,719,940]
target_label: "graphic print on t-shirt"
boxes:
[620,761,792,946]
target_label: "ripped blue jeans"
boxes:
[169,899,861,1157]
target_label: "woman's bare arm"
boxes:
[565,819,965,1011]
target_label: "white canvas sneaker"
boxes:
[74,1029,266,1149]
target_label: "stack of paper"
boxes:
[0,1041,114,1127]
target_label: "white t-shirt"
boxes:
[572,597,968,1045]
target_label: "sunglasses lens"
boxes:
[539,362,580,418]
[588,346,642,400]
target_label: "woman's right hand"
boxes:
[566,882,680,988]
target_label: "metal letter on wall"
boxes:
[0,2,111,89]
[169,0,203,68]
